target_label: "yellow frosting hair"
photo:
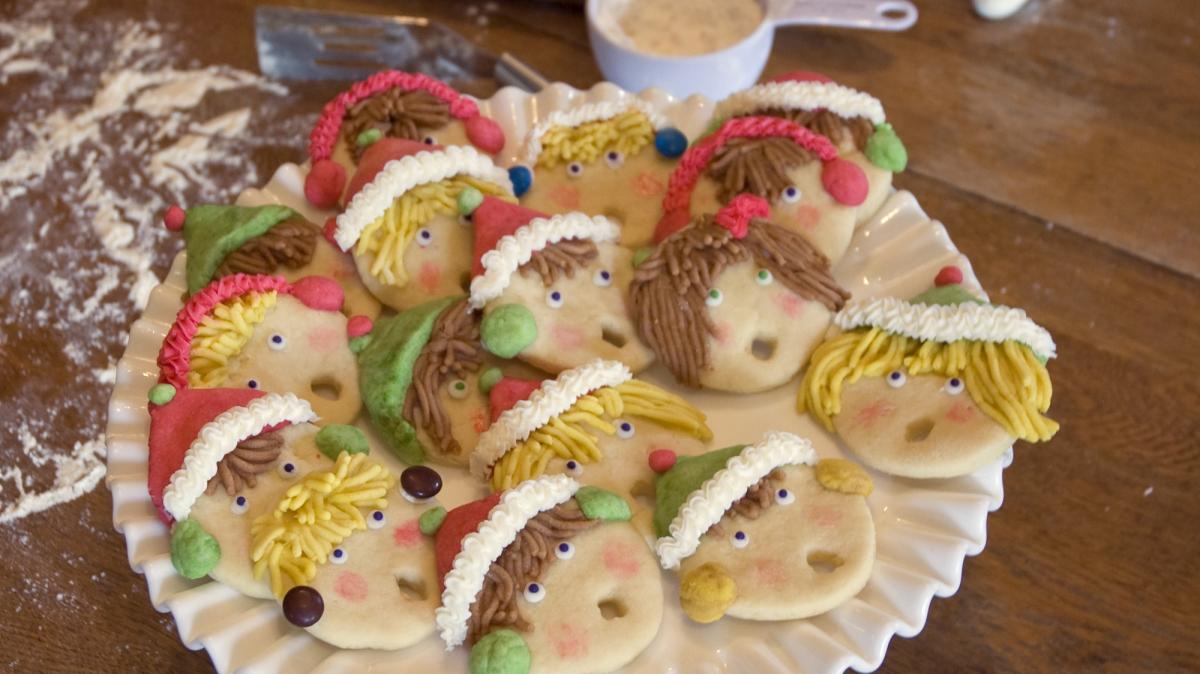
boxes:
[537,109,655,168]
[188,291,277,387]
[798,327,1058,443]
[490,380,712,491]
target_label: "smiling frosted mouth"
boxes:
[906,417,935,442]
[601,323,628,348]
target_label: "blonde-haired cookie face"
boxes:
[834,372,1013,479]
[354,211,474,311]
[677,464,874,621]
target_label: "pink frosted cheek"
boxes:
[550,184,581,210]
[753,558,790,587]
[775,292,806,319]
[945,401,977,423]
[713,321,734,346]
[780,204,820,231]
[806,505,843,528]
[602,539,641,580]
[392,519,422,547]
[549,622,590,659]
[852,399,896,427]
[631,172,664,197]
[471,407,490,433]
[551,323,586,349]
[418,260,442,293]
[334,571,368,602]
[306,326,341,353]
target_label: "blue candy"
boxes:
[507,165,533,197]
[654,127,688,159]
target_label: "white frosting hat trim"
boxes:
[334,145,513,251]
[161,393,317,521]
[654,431,817,570]
[470,359,632,480]
[436,474,579,649]
[521,99,670,166]
[714,81,886,126]
[835,296,1057,360]
[467,212,620,310]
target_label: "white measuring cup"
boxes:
[587,0,918,100]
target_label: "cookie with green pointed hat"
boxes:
[798,266,1060,478]
[651,431,876,623]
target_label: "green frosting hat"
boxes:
[651,444,745,540]
[167,204,298,294]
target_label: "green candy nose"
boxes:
[480,304,537,359]
[469,628,531,674]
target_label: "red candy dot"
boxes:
[648,449,676,474]
[821,158,868,206]
[347,315,373,338]
[465,115,505,155]
[323,218,339,247]
[163,205,186,232]
[935,265,963,287]
[305,159,346,210]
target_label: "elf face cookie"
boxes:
[653,432,876,622]
[714,71,908,225]
[511,100,687,248]
[303,70,506,209]
[656,115,868,266]
[468,197,655,374]
[799,274,1059,478]
[164,203,381,320]
[156,274,363,425]
[331,138,515,311]
[428,475,663,674]
[631,196,850,393]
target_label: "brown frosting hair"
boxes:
[215,217,320,278]
[342,88,453,160]
[205,431,283,496]
[706,136,818,204]
[402,299,484,457]
[759,107,876,153]
[708,469,783,537]
[629,216,849,387]
[518,238,599,287]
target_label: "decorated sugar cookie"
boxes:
[798,271,1059,478]
[162,203,381,319]
[713,71,907,224]
[156,273,362,424]
[467,197,655,374]
[511,100,688,247]
[655,115,868,266]
[426,475,663,674]
[652,431,875,623]
[470,359,712,531]
[304,70,506,209]
[631,195,850,393]
[331,138,515,311]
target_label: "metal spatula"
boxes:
[254,6,548,94]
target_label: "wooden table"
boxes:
[1,0,1196,671]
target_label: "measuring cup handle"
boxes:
[770,0,919,32]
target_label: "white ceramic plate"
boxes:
[105,82,1007,674]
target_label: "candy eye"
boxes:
[523,582,546,603]
[755,269,773,286]
[564,459,583,477]
[604,150,624,169]
[592,269,613,287]
[731,530,749,549]
[566,162,584,178]
[615,420,635,439]
[781,185,802,204]
[330,547,347,565]
[705,288,723,307]
[247,379,259,390]
[268,334,286,351]
[887,370,907,388]
[448,379,469,399]
[229,495,248,515]
[367,510,386,530]
[278,461,297,477]
[943,377,965,395]
[775,488,794,506]
[416,228,433,247]
[554,542,575,560]
[546,290,564,309]
[422,135,436,145]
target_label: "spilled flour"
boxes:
[0,1,308,523]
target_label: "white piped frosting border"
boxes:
[334,145,513,251]
[714,81,886,126]
[467,212,620,309]
[436,474,579,649]
[470,359,632,480]
[161,393,317,521]
[654,431,817,570]
[835,296,1057,360]
[521,99,670,166]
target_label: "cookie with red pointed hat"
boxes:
[423,475,662,674]
[511,99,688,248]
[155,273,363,424]
[656,114,868,265]
[331,138,514,311]
[304,70,507,209]
[631,196,850,393]
[713,70,908,225]
[162,203,381,320]
[467,197,654,374]
[651,431,875,623]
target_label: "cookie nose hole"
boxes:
[807,551,844,574]
[598,598,628,620]
[750,337,777,361]
[602,206,626,223]
[905,417,935,442]
[601,323,627,348]
[459,271,472,291]
[310,376,343,401]
[630,478,655,509]
[394,573,428,601]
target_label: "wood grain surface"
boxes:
[1,0,1197,672]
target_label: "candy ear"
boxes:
[814,458,874,496]
[507,165,533,197]
[354,128,383,150]
[163,204,186,232]
[679,562,737,624]
[654,127,688,158]
[865,122,908,172]
[305,159,347,210]
[821,158,868,206]
[648,448,677,474]
[148,383,177,406]
[418,506,448,536]
[574,486,632,522]
[480,304,537,358]
[458,186,485,217]
[466,115,506,155]
[291,276,345,312]
[469,628,532,674]
[170,518,221,580]
[315,424,370,460]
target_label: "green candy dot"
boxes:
[480,304,537,359]
[632,245,654,267]
[469,628,531,674]
[148,383,176,405]
[170,518,221,580]
[457,186,484,215]
[355,128,383,148]
[478,367,503,394]
[574,486,631,522]
[315,424,370,460]
[419,506,447,535]
[865,122,908,172]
